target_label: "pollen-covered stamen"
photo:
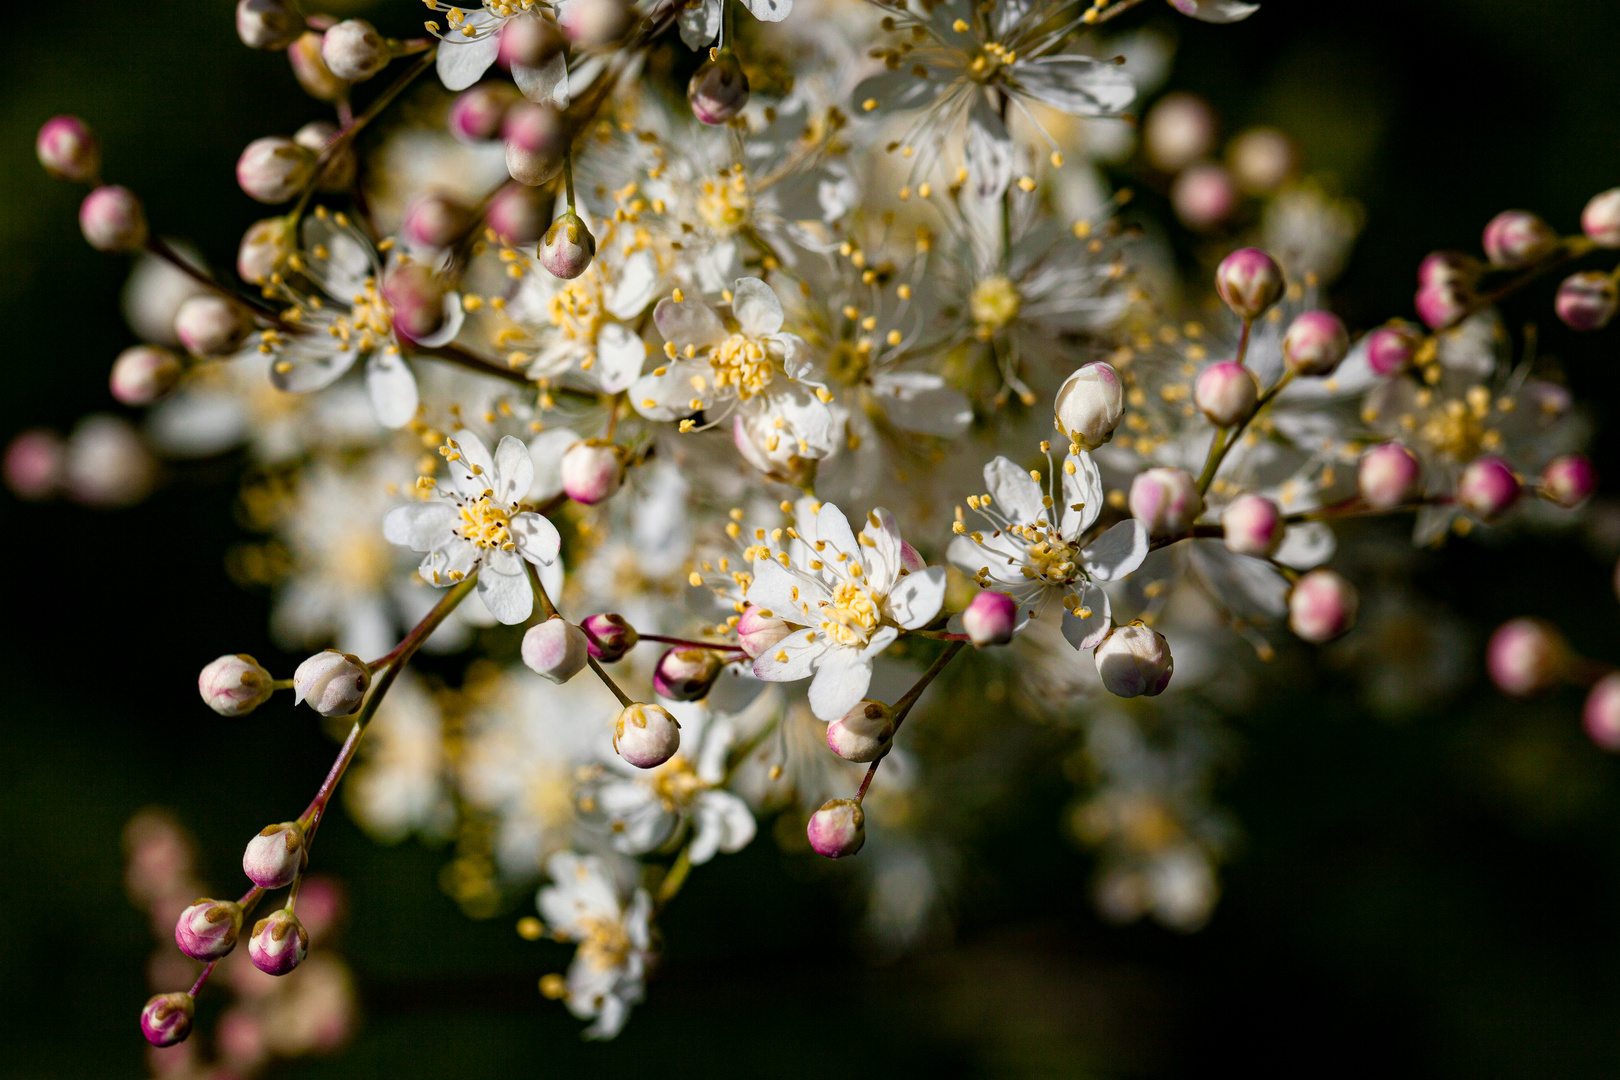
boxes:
[547,276,604,341]
[697,172,751,233]
[820,580,881,647]
[455,495,515,549]
[327,278,394,351]
[650,755,708,811]
[970,274,1022,334]
[709,333,775,399]
[575,914,632,972]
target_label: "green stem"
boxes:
[1197,370,1292,496]
[856,640,966,801]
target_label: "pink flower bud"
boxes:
[403,193,473,251]
[1364,322,1422,376]
[321,19,390,82]
[737,605,790,658]
[1554,271,1617,331]
[238,217,292,285]
[807,799,865,859]
[4,429,64,500]
[653,647,724,701]
[1143,92,1217,173]
[689,53,750,125]
[1221,493,1283,557]
[500,13,564,68]
[242,822,306,890]
[963,589,1018,646]
[174,898,244,961]
[1482,209,1558,269]
[381,262,449,342]
[79,185,147,252]
[507,139,563,187]
[521,617,589,684]
[140,992,194,1048]
[581,613,639,661]
[110,345,183,405]
[1281,310,1350,376]
[559,439,624,504]
[1541,454,1596,508]
[1414,281,1469,330]
[450,83,520,142]
[36,115,99,182]
[1227,126,1296,195]
[613,702,681,769]
[1171,163,1239,231]
[1418,250,1479,290]
[1094,622,1174,697]
[486,182,549,244]
[293,650,370,716]
[236,0,303,50]
[1287,568,1357,643]
[558,0,632,46]
[64,414,154,507]
[540,211,596,279]
[1193,360,1258,425]
[1054,361,1124,449]
[289,31,348,102]
[1457,455,1520,520]
[199,654,274,716]
[294,120,354,192]
[503,100,565,155]
[174,295,250,358]
[236,137,316,204]
[1214,247,1285,322]
[247,909,308,976]
[1357,441,1421,510]
[1486,618,1567,697]
[1129,467,1203,537]
[1583,674,1620,751]
[827,700,895,763]
[1581,188,1620,248]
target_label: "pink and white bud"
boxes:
[247,909,308,976]
[807,799,865,859]
[292,650,370,716]
[1486,617,1567,697]
[175,899,244,961]
[826,700,895,763]
[653,647,724,701]
[521,617,589,684]
[1482,210,1558,269]
[581,613,639,661]
[402,193,473,251]
[79,185,147,253]
[558,439,624,505]
[111,345,183,405]
[4,429,64,500]
[1287,568,1357,643]
[503,100,565,156]
[1457,455,1521,520]
[237,217,292,285]
[1143,92,1217,173]
[558,0,632,46]
[1054,361,1124,449]
[689,54,750,125]
[1357,442,1421,510]
[540,212,596,279]
[1094,622,1174,698]
[1227,127,1296,195]
[499,13,564,68]
[486,182,549,244]
[242,822,306,890]
[1129,467,1203,537]
[294,120,355,192]
[64,414,155,507]
[174,295,249,358]
[288,31,348,102]
[321,19,390,82]
[450,82,520,142]
[1171,163,1239,231]
[506,138,563,187]
[1581,188,1620,248]
[236,137,316,204]
[1418,250,1479,290]
[198,654,274,717]
[1214,247,1285,321]
[613,702,681,769]
[36,115,99,182]
[1221,493,1283,557]
[1554,271,1617,331]
[963,589,1018,646]
[381,262,449,342]
[1583,674,1620,752]
[1282,310,1350,376]
[1364,322,1422,376]
[1541,454,1597,508]
[737,605,790,658]
[236,0,304,50]
[1193,360,1258,425]
[140,992,194,1048]
[1414,280,1470,331]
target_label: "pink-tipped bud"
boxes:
[1221,493,1283,557]
[613,702,681,769]
[140,992,194,1048]
[237,0,304,50]
[1227,126,1296,195]
[486,182,549,244]
[500,13,565,69]
[1215,247,1285,322]
[64,414,154,507]
[559,439,624,505]
[238,217,292,285]
[1541,454,1597,508]
[1288,568,1357,643]
[1193,361,1258,425]
[247,909,309,976]
[450,82,520,142]
[381,262,449,343]
[1581,189,1620,248]
[236,137,316,204]
[1171,163,1239,232]
[504,100,565,154]
[110,345,183,405]
[737,605,790,658]
[521,617,589,684]
[1554,271,1617,331]
[1054,361,1124,449]
[1282,310,1350,376]
[689,54,750,125]
[1143,92,1217,173]
[653,647,723,701]
[174,295,249,358]
[294,120,354,192]
[175,899,244,961]
[581,613,639,661]
[4,429,64,500]
[37,115,99,182]
[321,19,390,82]
[292,650,370,716]
[1482,210,1558,269]
[1129,467,1203,537]
[1418,250,1479,290]
[1414,281,1469,330]
[199,654,274,717]
[807,799,865,859]
[1094,622,1174,698]
[558,0,632,46]
[79,185,147,253]
[540,212,596,279]
[288,31,349,103]
[827,701,895,763]
[1364,323,1422,377]
[242,822,306,890]
[963,590,1018,646]
[1486,618,1567,697]
[1457,455,1521,521]
[403,193,473,251]
[1584,674,1620,751]
[1357,442,1421,510]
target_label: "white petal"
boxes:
[1061,582,1112,650]
[594,322,647,393]
[807,647,873,721]
[269,343,360,394]
[964,95,1014,202]
[1012,56,1137,116]
[677,0,721,48]
[511,511,561,565]
[1060,451,1103,539]
[477,548,534,624]
[1082,520,1148,582]
[737,0,791,21]
[513,52,569,107]
[812,501,860,560]
[688,791,756,865]
[1170,0,1260,23]
[751,627,823,682]
[983,456,1047,526]
[849,70,943,117]
[1273,522,1336,570]
[887,565,945,630]
[411,292,467,348]
[383,502,455,550]
[527,428,579,502]
[731,277,784,337]
[489,435,533,505]
[653,296,726,351]
[447,429,496,498]
[859,508,905,593]
[869,372,972,437]
[365,351,419,429]
[746,558,827,622]
[435,27,501,91]
[605,250,659,319]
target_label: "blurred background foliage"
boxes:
[4,1,1620,1077]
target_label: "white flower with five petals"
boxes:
[537,851,654,1039]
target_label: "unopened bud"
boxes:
[1364,322,1421,377]
[559,0,632,46]
[402,193,473,250]
[1486,617,1567,697]
[322,19,390,82]
[1357,442,1421,510]
[486,182,549,244]
[1457,455,1520,521]
[499,13,564,68]
[559,439,624,504]
[541,211,596,279]
[736,604,790,658]
[236,137,316,204]
[1221,493,1283,557]
[504,103,565,186]
[1214,247,1284,321]
[1482,209,1558,269]
[293,650,370,716]
[1554,271,1617,331]
[689,53,750,125]
[237,217,292,285]
[451,82,520,142]
[174,295,250,358]
[288,31,348,102]
[1193,360,1258,425]
[237,0,302,49]
[1054,360,1124,450]
[581,613,639,661]
[1227,126,1296,195]
[199,654,274,716]
[827,700,895,762]
[4,429,64,500]
[521,617,589,684]
[140,992,194,1048]
[1414,280,1469,331]
[807,799,865,858]
[247,909,309,976]
[294,120,355,192]
[1541,454,1596,508]
[1287,568,1357,643]
[1129,467,1202,537]
[64,414,154,507]
[1584,674,1620,751]
[242,822,306,890]
[1581,188,1620,248]
[962,590,1017,646]
[1417,250,1479,290]
[79,185,147,253]
[36,115,99,182]
[653,647,723,701]
[613,702,682,769]
[110,345,183,405]
[381,262,449,342]
[1094,622,1174,698]
[1171,163,1239,231]
[1143,92,1217,173]
[1281,310,1350,376]
[175,898,244,961]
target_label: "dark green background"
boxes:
[5,1,1620,1076]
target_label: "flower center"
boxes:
[456,496,514,550]
[547,276,603,342]
[970,274,1021,332]
[577,915,631,971]
[711,333,775,399]
[330,280,393,352]
[967,43,1014,83]
[821,581,880,647]
[330,533,391,592]
[651,755,708,811]
[697,174,751,234]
